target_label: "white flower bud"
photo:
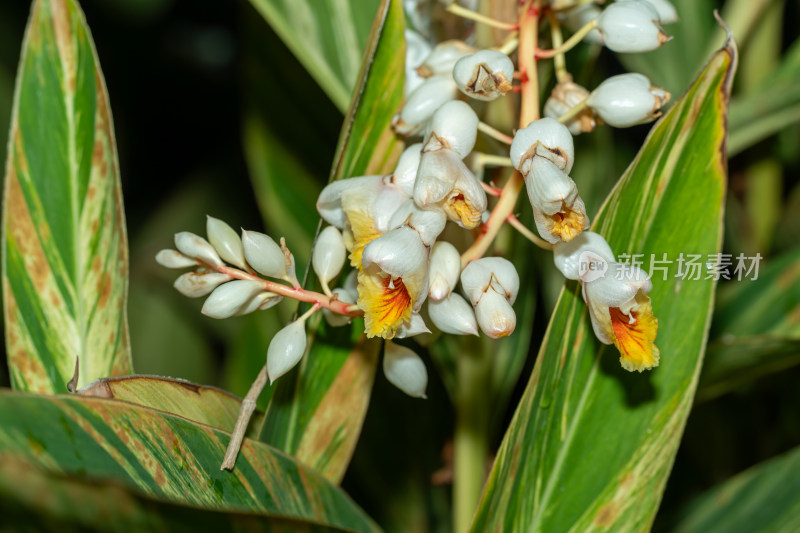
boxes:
[388,200,446,247]
[474,289,516,338]
[323,287,355,327]
[313,226,347,285]
[587,73,670,127]
[395,313,431,338]
[206,216,246,269]
[524,157,579,216]
[391,144,423,197]
[201,280,267,319]
[405,29,432,95]
[510,118,575,175]
[428,241,461,301]
[155,249,198,269]
[596,0,671,53]
[416,39,475,78]
[424,100,479,159]
[645,0,678,24]
[460,257,520,305]
[236,291,282,316]
[242,230,286,279]
[453,49,514,102]
[543,78,595,135]
[383,341,428,398]
[174,232,223,267]
[392,75,459,136]
[173,271,231,298]
[267,320,308,382]
[553,231,615,280]
[428,293,478,336]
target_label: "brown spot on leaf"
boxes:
[154,463,166,487]
[97,273,112,309]
[620,471,635,489]
[594,501,620,527]
[6,144,51,292]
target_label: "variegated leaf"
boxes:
[0,391,378,532]
[78,375,265,437]
[2,0,132,393]
[471,35,736,533]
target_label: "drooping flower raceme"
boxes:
[553,231,660,372]
[159,0,679,412]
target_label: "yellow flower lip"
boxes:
[357,227,429,339]
[609,294,660,372]
[359,268,413,339]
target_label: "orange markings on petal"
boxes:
[609,296,660,372]
[359,270,413,339]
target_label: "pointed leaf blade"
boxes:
[0,391,377,532]
[471,39,736,533]
[247,0,381,112]
[2,0,132,393]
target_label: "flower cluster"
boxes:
[158,0,678,401]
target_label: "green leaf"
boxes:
[246,0,381,112]
[77,375,265,437]
[697,245,800,401]
[258,0,406,485]
[672,445,800,533]
[0,391,378,532]
[2,0,132,393]
[0,455,348,532]
[729,36,800,156]
[471,38,736,533]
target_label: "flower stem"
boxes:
[507,213,553,249]
[477,121,514,145]
[446,3,519,31]
[547,11,569,82]
[212,263,362,318]
[460,0,541,268]
[221,363,268,470]
[453,340,491,533]
[537,19,597,58]
[557,97,589,124]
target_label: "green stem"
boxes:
[453,341,491,533]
